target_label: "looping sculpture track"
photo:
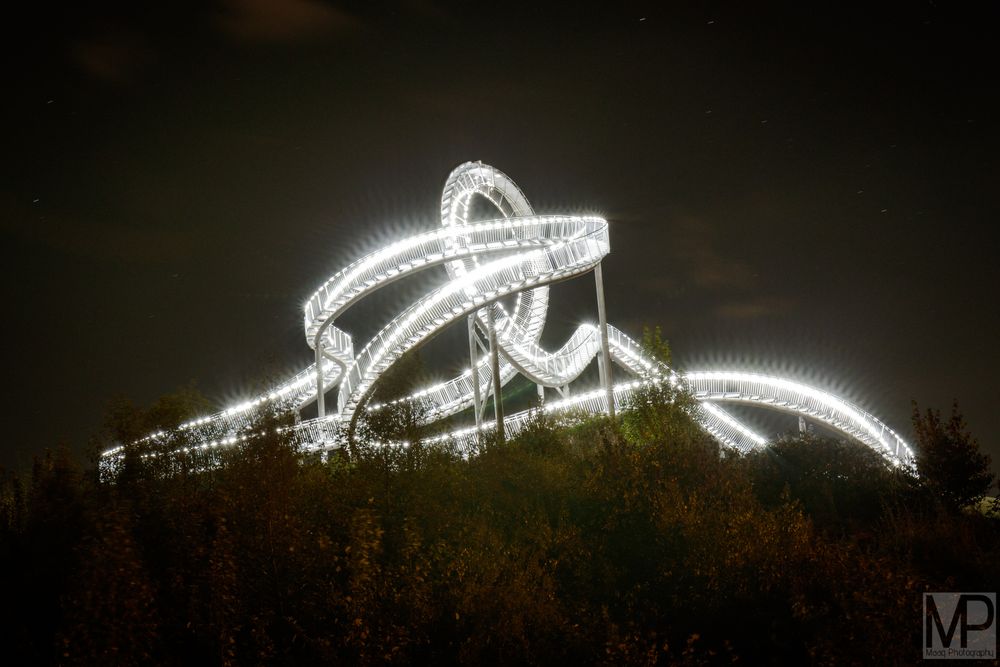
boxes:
[101,162,915,469]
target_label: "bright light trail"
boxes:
[100,162,916,471]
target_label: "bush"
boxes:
[1,391,996,664]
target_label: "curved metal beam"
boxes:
[100,162,915,472]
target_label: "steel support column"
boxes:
[595,262,615,419]
[468,315,483,433]
[486,310,504,441]
[316,343,325,419]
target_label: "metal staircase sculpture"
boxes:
[101,162,915,470]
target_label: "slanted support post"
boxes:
[595,262,615,419]
[485,310,504,442]
[316,341,325,419]
[468,315,483,433]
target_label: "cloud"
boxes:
[713,296,795,320]
[217,0,358,43]
[667,216,758,290]
[71,24,155,83]
[0,193,195,264]
[635,274,679,294]
[637,215,797,320]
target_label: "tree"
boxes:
[100,382,214,445]
[0,467,25,537]
[641,325,673,366]
[912,401,995,512]
[742,435,913,532]
[620,326,706,450]
[349,350,435,459]
[59,503,160,665]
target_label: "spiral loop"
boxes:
[101,162,915,469]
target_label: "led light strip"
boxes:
[100,162,915,470]
[685,372,914,463]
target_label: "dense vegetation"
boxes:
[0,377,995,665]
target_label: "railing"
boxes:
[100,162,915,472]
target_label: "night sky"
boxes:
[3,1,998,473]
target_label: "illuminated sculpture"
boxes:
[101,162,915,468]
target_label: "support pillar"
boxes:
[485,311,504,442]
[468,315,483,433]
[595,262,615,419]
[316,343,325,419]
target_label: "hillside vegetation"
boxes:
[0,380,996,665]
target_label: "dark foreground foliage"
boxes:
[0,390,996,665]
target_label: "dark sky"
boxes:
[3,1,998,473]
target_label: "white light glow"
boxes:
[100,162,915,472]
